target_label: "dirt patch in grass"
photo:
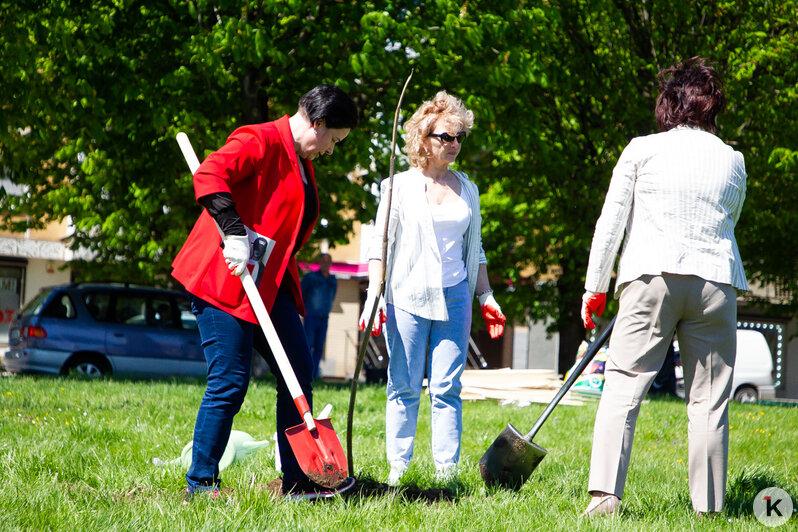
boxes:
[349,478,457,504]
[266,477,458,504]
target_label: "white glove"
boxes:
[359,287,387,336]
[478,291,499,308]
[222,234,250,276]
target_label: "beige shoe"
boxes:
[387,463,408,486]
[580,493,621,518]
[435,465,456,482]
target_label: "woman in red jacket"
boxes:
[172,85,358,501]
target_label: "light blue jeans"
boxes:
[384,280,471,471]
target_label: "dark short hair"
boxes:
[298,85,359,130]
[655,57,726,133]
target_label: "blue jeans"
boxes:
[186,290,313,492]
[303,314,329,379]
[384,280,471,471]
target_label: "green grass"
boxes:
[1,374,796,531]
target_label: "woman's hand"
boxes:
[359,288,387,336]
[479,292,506,339]
[222,235,250,276]
[581,291,606,329]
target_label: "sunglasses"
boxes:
[427,131,467,144]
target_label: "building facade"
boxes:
[0,219,74,350]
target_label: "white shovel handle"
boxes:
[240,270,316,432]
[176,132,201,174]
[176,132,315,432]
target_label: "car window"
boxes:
[41,293,76,319]
[21,289,54,316]
[83,291,112,321]
[150,296,178,328]
[114,294,149,326]
[176,296,198,331]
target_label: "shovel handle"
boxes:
[176,132,315,432]
[240,271,316,432]
[523,316,616,442]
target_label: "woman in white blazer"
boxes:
[580,57,747,517]
[360,91,506,484]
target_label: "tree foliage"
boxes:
[1,1,796,366]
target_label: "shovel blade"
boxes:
[479,423,548,490]
[285,418,349,489]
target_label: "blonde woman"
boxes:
[360,91,506,484]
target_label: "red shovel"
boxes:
[177,132,348,489]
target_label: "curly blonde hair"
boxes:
[403,91,474,168]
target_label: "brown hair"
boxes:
[403,91,474,168]
[655,57,726,133]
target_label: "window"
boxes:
[114,294,148,326]
[41,293,76,319]
[0,265,24,338]
[150,296,177,328]
[176,296,198,331]
[110,292,182,328]
[83,291,112,321]
[21,288,52,317]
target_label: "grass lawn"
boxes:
[1,374,795,531]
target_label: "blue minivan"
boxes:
[3,283,207,378]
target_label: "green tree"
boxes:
[458,0,798,368]
[1,1,796,368]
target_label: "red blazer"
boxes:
[171,115,317,323]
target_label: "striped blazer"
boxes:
[585,126,748,296]
[367,168,487,320]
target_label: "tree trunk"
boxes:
[556,265,589,375]
[557,293,586,376]
[241,68,268,124]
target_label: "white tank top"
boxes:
[429,193,470,288]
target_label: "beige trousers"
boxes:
[587,274,737,512]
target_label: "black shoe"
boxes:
[282,477,356,501]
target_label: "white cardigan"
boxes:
[367,168,487,320]
[585,126,748,295]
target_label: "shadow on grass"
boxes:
[347,476,462,504]
[724,467,789,518]
[267,476,463,504]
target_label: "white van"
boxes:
[731,329,776,403]
[674,328,776,403]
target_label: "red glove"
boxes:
[359,289,386,336]
[479,292,506,339]
[581,292,606,329]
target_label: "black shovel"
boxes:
[479,317,616,490]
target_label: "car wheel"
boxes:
[733,385,758,404]
[63,356,110,378]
